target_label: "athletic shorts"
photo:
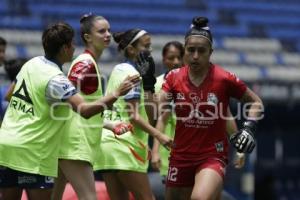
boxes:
[0,166,54,189]
[166,157,227,187]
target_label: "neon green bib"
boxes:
[59,53,103,166]
[94,63,149,172]
[0,56,69,177]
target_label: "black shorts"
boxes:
[0,166,54,189]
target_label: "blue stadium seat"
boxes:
[0,16,42,30]
[1,0,300,54]
[208,1,300,13]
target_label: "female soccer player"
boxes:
[156,17,263,200]
[52,14,134,200]
[151,41,184,177]
[94,28,173,200]
[0,22,139,200]
[151,41,246,199]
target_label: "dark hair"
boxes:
[0,36,7,46]
[80,13,105,44]
[5,58,27,81]
[162,41,184,58]
[42,22,74,59]
[185,16,213,44]
[113,29,143,51]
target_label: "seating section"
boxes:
[1,0,300,81]
[1,0,300,44]
[0,1,300,199]
[222,38,282,52]
[2,29,300,82]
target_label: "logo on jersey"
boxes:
[13,80,33,104]
[62,84,69,91]
[18,176,37,184]
[45,176,54,183]
[215,141,224,152]
[11,79,34,116]
[190,94,201,104]
[207,93,218,105]
[188,110,204,119]
[176,93,185,100]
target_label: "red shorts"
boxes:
[166,157,227,187]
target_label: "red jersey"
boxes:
[162,64,247,161]
[68,50,99,94]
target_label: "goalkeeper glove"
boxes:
[136,50,156,93]
[230,120,257,153]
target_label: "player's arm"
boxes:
[151,109,171,171]
[240,88,263,120]
[67,75,140,119]
[226,107,245,169]
[103,120,133,136]
[114,78,172,148]
[144,91,156,126]
[4,81,16,102]
[125,97,172,148]
[46,74,140,119]
[136,51,157,126]
[230,87,264,153]
[226,107,238,135]
[152,89,173,153]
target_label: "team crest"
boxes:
[207,93,218,105]
[176,93,185,100]
[215,141,224,152]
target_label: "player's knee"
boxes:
[79,196,97,200]
[191,197,208,200]
[77,192,97,200]
[132,191,154,200]
[191,193,211,200]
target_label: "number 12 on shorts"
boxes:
[167,166,178,182]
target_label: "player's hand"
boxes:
[136,50,156,93]
[113,75,141,97]
[230,120,256,153]
[233,152,246,169]
[155,133,173,151]
[112,122,133,136]
[151,150,161,171]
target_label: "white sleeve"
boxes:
[45,74,77,104]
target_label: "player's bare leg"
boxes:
[191,168,223,200]
[58,159,97,200]
[52,167,68,200]
[26,188,52,200]
[165,186,193,200]
[0,188,22,200]
[102,172,129,200]
[117,171,155,200]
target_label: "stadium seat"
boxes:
[281,53,300,66]
[244,52,278,66]
[211,50,241,65]
[222,38,282,52]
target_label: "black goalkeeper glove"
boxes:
[136,50,156,93]
[230,120,257,153]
